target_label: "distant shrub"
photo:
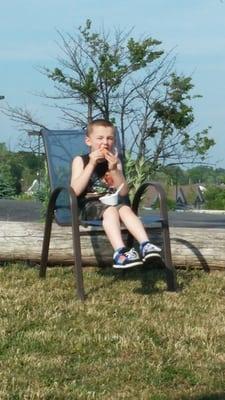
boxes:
[204,185,225,210]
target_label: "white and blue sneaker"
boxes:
[140,241,161,262]
[113,247,143,269]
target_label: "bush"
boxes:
[33,165,50,218]
[0,175,16,198]
[204,185,225,210]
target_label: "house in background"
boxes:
[142,184,206,210]
[175,187,188,209]
[194,185,206,208]
[175,184,206,209]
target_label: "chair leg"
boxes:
[71,226,85,301]
[162,226,177,291]
[70,188,85,301]
[39,210,54,278]
[130,182,177,291]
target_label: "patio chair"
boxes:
[39,128,177,301]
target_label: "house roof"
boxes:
[142,183,206,207]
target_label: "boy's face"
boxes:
[85,126,115,152]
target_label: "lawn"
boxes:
[1,264,225,399]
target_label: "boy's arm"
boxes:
[71,149,105,196]
[104,149,129,196]
[70,156,95,196]
[109,161,129,196]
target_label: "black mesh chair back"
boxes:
[41,128,122,225]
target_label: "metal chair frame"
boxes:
[39,129,177,301]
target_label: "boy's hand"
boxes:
[100,147,108,157]
[104,150,118,171]
[98,145,118,170]
[89,149,105,166]
[89,146,118,170]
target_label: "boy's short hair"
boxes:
[87,119,115,136]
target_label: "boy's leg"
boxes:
[118,205,161,260]
[118,205,149,243]
[102,206,142,268]
[102,206,125,250]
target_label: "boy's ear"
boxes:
[85,135,91,146]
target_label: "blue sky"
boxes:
[1,0,225,168]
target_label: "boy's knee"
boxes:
[118,204,132,215]
[102,206,118,219]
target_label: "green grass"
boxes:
[1,264,225,399]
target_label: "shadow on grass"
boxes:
[76,265,158,298]
[96,259,206,297]
[85,271,121,297]
[94,261,163,295]
[3,261,206,300]
[2,261,204,299]
[180,393,225,400]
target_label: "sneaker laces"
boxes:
[141,241,160,256]
[124,248,138,260]
[113,247,139,263]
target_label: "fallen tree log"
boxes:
[0,221,225,270]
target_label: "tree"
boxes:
[204,185,225,210]
[1,20,215,183]
[0,143,16,198]
[186,165,225,185]
[161,165,188,186]
[0,143,45,197]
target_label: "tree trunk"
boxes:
[0,221,224,270]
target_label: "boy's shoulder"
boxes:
[73,153,88,161]
[72,155,84,165]
[72,154,89,168]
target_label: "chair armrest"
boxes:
[46,186,79,226]
[47,186,69,213]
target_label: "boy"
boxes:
[71,119,161,269]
